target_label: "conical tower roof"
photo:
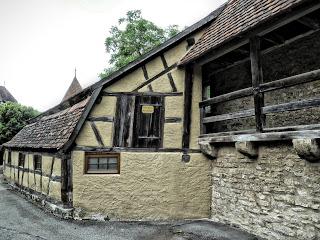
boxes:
[62,69,82,102]
[0,86,17,103]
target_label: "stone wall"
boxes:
[72,151,212,220]
[2,150,62,202]
[211,143,320,240]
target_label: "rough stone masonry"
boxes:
[211,143,320,240]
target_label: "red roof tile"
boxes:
[4,97,89,150]
[180,0,309,65]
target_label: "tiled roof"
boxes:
[0,86,17,103]
[62,77,82,102]
[180,0,308,65]
[4,98,89,150]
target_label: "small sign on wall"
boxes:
[141,105,155,114]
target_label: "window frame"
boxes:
[84,153,120,175]
[33,155,42,172]
[18,153,25,168]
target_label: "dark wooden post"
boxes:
[182,66,194,150]
[250,36,265,132]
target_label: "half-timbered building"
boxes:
[2,0,320,239]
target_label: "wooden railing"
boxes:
[199,68,320,139]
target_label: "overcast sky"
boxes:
[0,0,226,111]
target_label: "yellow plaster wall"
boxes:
[104,68,145,92]
[150,75,172,92]
[163,123,183,149]
[72,151,212,220]
[145,56,165,78]
[2,150,62,202]
[75,121,99,147]
[190,66,202,149]
[171,68,185,92]
[165,96,184,118]
[90,96,117,117]
[94,122,113,147]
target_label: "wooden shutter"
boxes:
[132,95,164,148]
[113,95,136,147]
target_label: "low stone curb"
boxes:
[6,182,73,220]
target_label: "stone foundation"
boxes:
[211,142,320,239]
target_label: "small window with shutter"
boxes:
[113,95,164,148]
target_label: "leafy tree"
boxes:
[0,102,39,144]
[99,10,180,78]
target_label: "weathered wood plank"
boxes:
[87,116,114,122]
[89,121,105,147]
[263,97,320,114]
[133,63,178,91]
[73,145,202,153]
[165,117,182,123]
[250,36,264,132]
[202,109,255,123]
[102,91,183,97]
[199,87,253,107]
[182,66,193,149]
[260,68,320,93]
[200,130,320,143]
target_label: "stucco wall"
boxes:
[72,151,212,220]
[3,150,62,202]
[211,143,320,240]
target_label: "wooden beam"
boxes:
[89,121,105,147]
[260,68,320,93]
[165,117,182,123]
[250,36,265,132]
[182,66,194,149]
[297,16,320,30]
[191,0,320,67]
[207,29,319,78]
[73,145,202,153]
[102,91,183,97]
[87,116,114,122]
[200,130,320,143]
[133,63,177,91]
[263,97,320,114]
[199,87,253,107]
[202,109,255,123]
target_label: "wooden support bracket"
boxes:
[235,141,258,159]
[293,139,320,163]
[199,141,217,159]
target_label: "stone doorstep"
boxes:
[7,182,73,220]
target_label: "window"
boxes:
[7,151,11,165]
[18,153,25,168]
[33,155,42,171]
[85,153,120,174]
[113,95,164,148]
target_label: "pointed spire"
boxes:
[61,69,83,102]
[0,86,17,103]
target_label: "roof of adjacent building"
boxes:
[180,0,308,65]
[62,73,82,102]
[0,86,17,103]
[4,98,89,150]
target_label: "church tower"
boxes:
[62,69,82,102]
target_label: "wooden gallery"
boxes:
[2,0,320,239]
